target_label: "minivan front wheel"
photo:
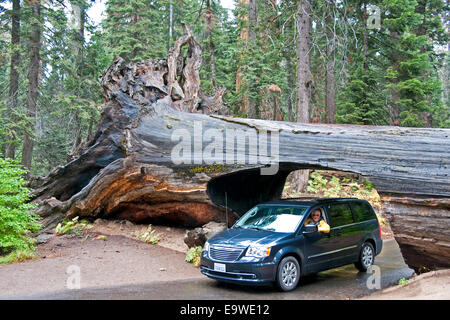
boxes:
[275,256,300,292]
[355,242,375,272]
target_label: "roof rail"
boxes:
[317,197,359,201]
[280,196,320,201]
[279,197,359,202]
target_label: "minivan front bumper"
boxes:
[200,251,277,285]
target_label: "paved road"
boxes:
[3,239,414,300]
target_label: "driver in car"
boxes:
[304,209,330,233]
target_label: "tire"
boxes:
[354,242,375,272]
[275,256,301,292]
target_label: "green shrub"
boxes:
[55,216,92,236]
[303,170,382,210]
[185,246,203,267]
[306,171,328,193]
[138,225,160,244]
[0,158,41,260]
[0,248,38,264]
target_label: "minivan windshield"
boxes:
[233,205,308,233]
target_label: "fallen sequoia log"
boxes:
[30,25,450,272]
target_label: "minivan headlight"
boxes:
[203,241,210,252]
[245,246,271,258]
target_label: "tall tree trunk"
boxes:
[292,0,312,192]
[285,53,295,122]
[21,0,41,174]
[415,0,432,126]
[5,0,20,159]
[362,1,369,71]
[415,0,427,53]
[296,0,311,123]
[69,0,86,154]
[325,0,336,124]
[169,0,173,48]
[359,0,370,123]
[247,0,257,118]
[206,0,217,89]
[236,0,257,118]
[282,8,295,122]
[236,0,249,115]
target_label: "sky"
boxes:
[88,0,236,25]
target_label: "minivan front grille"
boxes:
[209,246,244,262]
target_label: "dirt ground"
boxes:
[87,218,190,253]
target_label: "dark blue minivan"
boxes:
[200,198,382,291]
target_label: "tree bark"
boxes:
[296,0,311,123]
[362,1,369,71]
[21,0,41,173]
[69,0,86,155]
[5,0,20,159]
[206,0,217,89]
[236,0,257,118]
[169,0,173,48]
[282,9,295,122]
[236,0,249,115]
[325,0,336,124]
[247,0,258,119]
[286,53,295,122]
[293,0,312,192]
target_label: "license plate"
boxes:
[214,263,226,273]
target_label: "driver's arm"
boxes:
[304,217,313,226]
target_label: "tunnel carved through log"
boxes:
[30,25,450,272]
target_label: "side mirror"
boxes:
[303,223,318,234]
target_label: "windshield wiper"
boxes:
[246,226,277,232]
[247,226,264,231]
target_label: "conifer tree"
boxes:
[380,0,445,127]
[104,0,168,61]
